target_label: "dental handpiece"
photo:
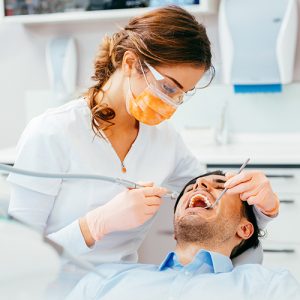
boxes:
[0,164,178,200]
[115,179,178,200]
[208,158,250,209]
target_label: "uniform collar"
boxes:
[159,249,233,274]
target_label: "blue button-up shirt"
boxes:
[67,250,300,300]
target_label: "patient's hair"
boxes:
[174,170,263,259]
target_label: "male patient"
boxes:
[67,171,300,300]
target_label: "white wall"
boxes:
[0,2,300,148]
[0,20,122,148]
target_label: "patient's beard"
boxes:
[174,217,238,248]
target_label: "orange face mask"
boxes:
[126,81,178,126]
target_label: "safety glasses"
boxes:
[139,60,215,105]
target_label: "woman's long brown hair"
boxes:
[86,5,213,137]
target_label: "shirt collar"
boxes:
[159,249,233,274]
[159,252,176,271]
[208,251,233,273]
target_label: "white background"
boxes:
[0,1,300,148]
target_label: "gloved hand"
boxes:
[224,170,280,217]
[85,183,168,241]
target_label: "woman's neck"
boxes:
[95,71,137,131]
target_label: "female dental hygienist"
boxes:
[8,6,279,268]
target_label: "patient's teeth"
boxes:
[204,198,211,207]
[188,194,212,208]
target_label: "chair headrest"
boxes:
[232,243,263,266]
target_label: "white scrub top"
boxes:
[7,98,206,263]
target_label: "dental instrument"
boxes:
[208,158,251,209]
[0,163,178,200]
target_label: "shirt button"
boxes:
[184,271,190,276]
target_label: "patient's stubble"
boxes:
[174,213,240,249]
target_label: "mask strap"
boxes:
[125,77,135,114]
[127,77,135,97]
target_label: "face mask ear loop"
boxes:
[125,77,135,114]
[127,76,134,97]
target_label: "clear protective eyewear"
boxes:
[139,60,215,105]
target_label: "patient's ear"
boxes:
[236,218,254,240]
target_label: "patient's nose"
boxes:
[194,177,213,191]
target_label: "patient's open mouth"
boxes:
[188,193,212,209]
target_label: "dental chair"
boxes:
[0,219,60,300]
[232,244,264,266]
[0,175,10,216]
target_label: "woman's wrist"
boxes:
[79,217,96,247]
[259,194,280,217]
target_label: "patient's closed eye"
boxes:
[215,179,226,184]
[184,185,194,193]
[216,186,224,190]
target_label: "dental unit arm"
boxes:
[0,163,178,200]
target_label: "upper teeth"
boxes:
[189,194,211,208]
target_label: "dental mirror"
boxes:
[207,158,250,209]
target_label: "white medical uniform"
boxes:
[7,98,271,292]
[8,98,208,262]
